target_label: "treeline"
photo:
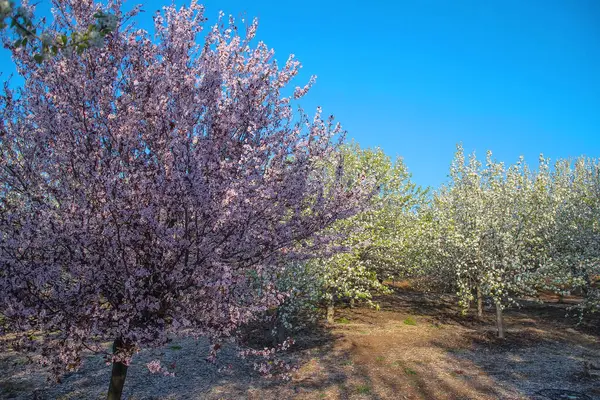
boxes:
[270,144,600,340]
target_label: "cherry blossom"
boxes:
[0,1,371,398]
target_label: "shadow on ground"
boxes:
[3,288,600,399]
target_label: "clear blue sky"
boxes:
[2,0,599,189]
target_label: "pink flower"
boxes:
[0,0,372,388]
[146,360,162,374]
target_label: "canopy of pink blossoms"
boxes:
[0,0,371,375]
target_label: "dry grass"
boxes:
[2,289,600,399]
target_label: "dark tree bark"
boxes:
[107,338,129,400]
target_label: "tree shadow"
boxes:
[427,298,600,400]
[373,287,488,328]
[1,320,351,399]
[4,290,600,399]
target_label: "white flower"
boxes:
[40,32,54,47]
[88,30,104,48]
[0,0,13,16]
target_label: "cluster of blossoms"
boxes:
[0,1,14,22]
[145,360,175,377]
[239,338,297,379]
[409,145,600,336]
[1,0,121,63]
[0,0,373,394]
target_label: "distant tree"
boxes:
[431,146,560,338]
[1,0,117,62]
[0,1,371,399]
[432,146,490,318]
[313,144,424,322]
[545,157,600,312]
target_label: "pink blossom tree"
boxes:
[0,1,371,398]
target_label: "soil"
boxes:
[2,288,600,400]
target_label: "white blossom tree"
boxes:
[312,143,425,322]
[430,146,564,337]
[545,157,600,312]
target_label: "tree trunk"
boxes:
[476,285,483,318]
[274,310,287,345]
[276,322,286,344]
[581,273,591,297]
[326,299,335,324]
[107,339,129,400]
[495,301,505,339]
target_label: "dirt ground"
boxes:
[2,288,600,400]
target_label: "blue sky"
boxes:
[1,0,599,189]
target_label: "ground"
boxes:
[2,288,600,400]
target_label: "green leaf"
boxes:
[33,54,44,64]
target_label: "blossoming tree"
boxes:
[431,146,558,337]
[314,144,424,322]
[1,0,117,61]
[0,1,371,398]
[546,157,600,311]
